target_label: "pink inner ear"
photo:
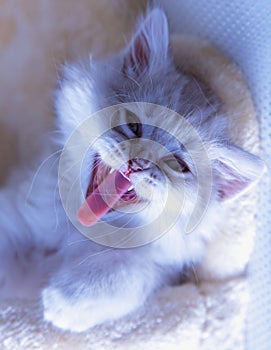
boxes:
[122,8,169,76]
[133,35,150,67]
[123,34,150,75]
[218,178,251,200]
[214,162,251,201]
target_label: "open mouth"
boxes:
[86,154,138,203]
[78,154,139,226]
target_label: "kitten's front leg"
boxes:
[42,249,160,332]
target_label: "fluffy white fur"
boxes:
[0,8,264,332]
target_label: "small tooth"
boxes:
[109,168,114,174]
[128,185,134,191]
[119,170,130,181]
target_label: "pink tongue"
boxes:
[78,170,131,227]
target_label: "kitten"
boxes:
[0,8,264,332]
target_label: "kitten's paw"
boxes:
[42,285,137,332]
[42,287,101,332]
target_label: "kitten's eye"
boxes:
[125,110,142,137]
[128,122,142,137]
[165,157,190,173]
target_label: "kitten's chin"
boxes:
[101,202,153,228]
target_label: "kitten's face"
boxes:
[88,104,200,228]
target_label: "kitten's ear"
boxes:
[213,145,265,201]
[123,8,169,75]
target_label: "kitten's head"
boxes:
[56,8,265,238]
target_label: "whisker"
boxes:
[76,247,114,266]
[24,148,63,204]
[190,262,199,284]
[67,237,92,246]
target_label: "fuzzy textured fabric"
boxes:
[0,1,260,349]
[0,279,248,350]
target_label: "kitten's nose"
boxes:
[128,158,151,172]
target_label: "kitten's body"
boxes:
[0,8,264,331]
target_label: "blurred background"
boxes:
[0,0,145,184]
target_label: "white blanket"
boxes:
[0,279,248,350]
